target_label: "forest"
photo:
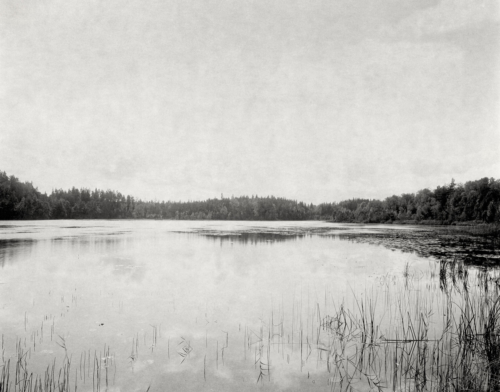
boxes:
[0,170,499,224]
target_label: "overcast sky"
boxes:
[1,0,499,203]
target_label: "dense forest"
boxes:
[0,171,499,224]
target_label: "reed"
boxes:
[240,262,500,391]
[2,258,499,391]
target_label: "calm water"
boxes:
[0,221,495,391]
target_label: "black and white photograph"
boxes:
[1,0,499,391]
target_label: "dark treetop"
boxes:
[0,171,499,224]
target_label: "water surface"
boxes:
[0,221,497,391]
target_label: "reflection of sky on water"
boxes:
[0,220,482,391]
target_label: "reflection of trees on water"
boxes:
[0,239,35,267]
[191,226,350,245]
[1,227,500,390]
[200,232,306,245]
[193,226,500,268]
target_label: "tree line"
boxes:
[0,171,498,224]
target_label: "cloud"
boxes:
[0,0,498,203]
[388,0,499,39]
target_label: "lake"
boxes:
[1,220,499,391]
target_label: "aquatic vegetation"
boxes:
[241,264,500,391]
[1,265,499,391]
[1,221,499,391]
